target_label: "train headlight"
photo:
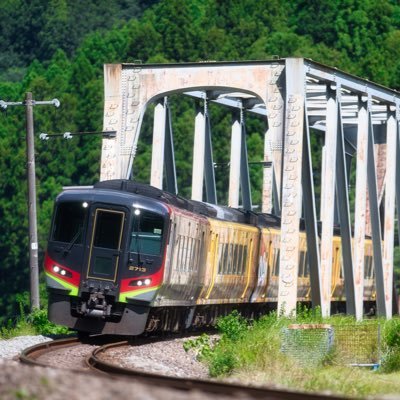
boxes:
[52,265,72,278]
[129,278,152,287]
[82,202,89,208]
[134,208,141,216]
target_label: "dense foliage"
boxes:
[1,0,400,322]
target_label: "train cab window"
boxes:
[130,211,164,256]
[94,210,123,249]
[52,202,87,244]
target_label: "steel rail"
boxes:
[87,341,347,400]
[20,337,81,368]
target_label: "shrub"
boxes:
[0,296,69,338]
[381,318,400,372]
[209,349,237,377]
[383,318,400,349]
[183,333,213,361]
[27,308,69,336]
[216,310,248,342]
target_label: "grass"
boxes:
[184,308,400,397]
[0,294,69,339]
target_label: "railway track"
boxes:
[20,337,346,400]
[20,337,82,369]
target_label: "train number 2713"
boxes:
[129,266,147,272]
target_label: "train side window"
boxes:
[185,236,191,272]
[217,243,224,274]
[274,249,280,276]
[196,232,204,269]
[177,234,187,272]
[174,235,181,271]
[181,236,187,272]
[189,238,197,272]
[267,241,273,276]
[233,244,239,274]
[224,243,230,275]
[242,246,248,275]
[339,263,344,279]
[364,255,374,279]
[304,253,310,277]
[229,243,234,275]
[298,251,305,277]
[238,244,244,275]
[224,243,230,274]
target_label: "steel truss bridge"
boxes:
[100,58,400,320]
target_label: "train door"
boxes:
[86,207,126,283]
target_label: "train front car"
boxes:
[44,183,170,335]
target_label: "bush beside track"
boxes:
[184,309,400,397]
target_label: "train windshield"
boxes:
[130,210,164,256]
[51,202,87,244]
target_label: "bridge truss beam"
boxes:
[101,58,400,319]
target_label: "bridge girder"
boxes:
[101,58,400,320]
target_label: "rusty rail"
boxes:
[87,341,346,400]
[20,337,81,368]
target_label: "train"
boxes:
[44,179,375,335]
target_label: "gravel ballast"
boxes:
[0,335,230,400]
[0,335,52,360]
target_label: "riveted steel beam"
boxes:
[367,101,386,317]
[302,105,322,308]
[204,103,217,204]
[277,58,305,317]
[319,87,338,318]
[150,98,177,193]
[229,113,241,208]
[150,99,167,189]
[382,109,396,319]
[164,99,178,194]
[240,113,252,211]
[263,63,285,214]
[101,64,122,180]
[353,98,368,321]
[397,115,400,248]
[192,103,206,201]
[335,89,356,316]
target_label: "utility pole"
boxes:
[0,93,59,311]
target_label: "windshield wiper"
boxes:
[62,227,82,255]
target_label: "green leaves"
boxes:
[2,0,400,325]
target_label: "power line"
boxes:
[39,130,116,140]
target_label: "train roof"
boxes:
[93,179,281,227]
